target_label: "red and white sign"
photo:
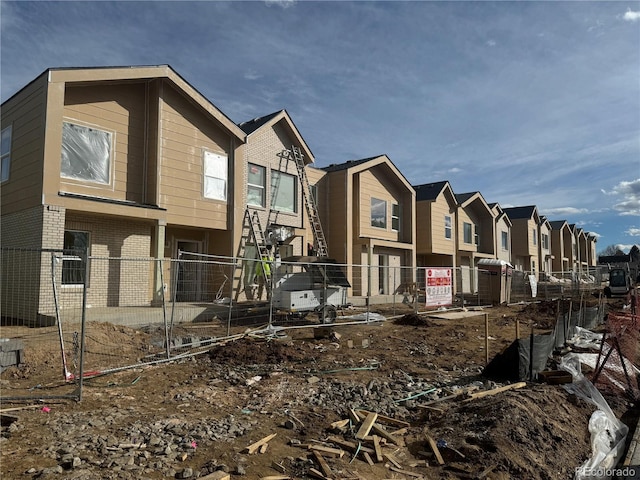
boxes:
[425,268,452,307]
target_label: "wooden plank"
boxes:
[308,444,345,458]
[308,467,327,479]
[259,443,269,454]
[389,465,425,478]
[363,451,375,465]
[348,407,365,423]
[463,382,527,402]
[390,427,408,436]
[371,424,401,446]
[244,433,277,454]
[355,412,378,440]
[416,404,445,413]
[426,435,445,465]
[418,386,480,406]
[313,451,333,478]
[260,477,290,480]
[373,435,383,462]
[199,471,231,480]
[330,419,350,430]
[385,452,403,469]
[326,436,375,454]
[356,409,410,428]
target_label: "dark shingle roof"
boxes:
[321,156,384,173]
[238,110,283,135]
[549,220,568,229]
[455,192,477,204]
[413,181,449,201]
[503,205,537,219]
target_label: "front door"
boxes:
[176,240,201,302]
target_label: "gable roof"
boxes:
[321,156,380,173]
[549,220,569,230]
[27,65,247,141]
[321,155,414,193]
[413,181,450,201]
[238,111,281,135]
[238,109,314,163]
[455,192,477,205]
[503,205,538,220]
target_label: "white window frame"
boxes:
[474,225,479,246]
[271,170,297,213]
[391,203,400,232]
[532,228,537,246]
[444,215,452,239]
[371,198,387,229]
[203,150,228,201]
[61,121,113,186]
[501,231,509,251]
[1,125,12,183]
[247,163,266,207]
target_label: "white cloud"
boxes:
[265,0,296,9]
[623,10,640,21]
[448,167,462,173]
[243,70,262,81]
[486,39,496,47]
[542,207,588,216]
[616,244,635,254]
[603,179,640,216]
[590,231,602,239]
[627,227,640,237]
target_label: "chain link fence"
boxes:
[1,246,610,402]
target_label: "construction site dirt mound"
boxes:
[1,300,636,479]
[393,313,434,326]
[208,337,310,365]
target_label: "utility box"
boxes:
[477,259,513,305]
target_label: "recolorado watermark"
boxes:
[575,466,637,478]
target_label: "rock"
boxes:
[179,467,193,478]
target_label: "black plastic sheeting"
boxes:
[484,305,605,382]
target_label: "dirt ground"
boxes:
[1,299,637,479]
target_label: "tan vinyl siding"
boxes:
[358,169,401,241]
[415,201,432,253]
[158,83,231,230]
[62,83,147,203]
[0,74,48,215]
[457,210,476,252]
[430,196,456,255]
[324,170,348,263]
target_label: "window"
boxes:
[371,198,387,228]
[532,228,537,245]
[391,203,400,232]
[501,231,509,250]
[203,150,227,201]
[474,225,479,246]
[1,126,11,182]
[309,184,319,207]
[271,171,297,213]
[61,122,112,184]
[542,233,549,250]
[62,230,89,285]
[444,215,452,239]
[463,222,472,244]
[247,163,265,207]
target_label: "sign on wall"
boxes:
[425,267,452,307]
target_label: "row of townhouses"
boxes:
[0,66,597,314]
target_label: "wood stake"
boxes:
[463,381,527,401]
[485,313,489,366]
[356,409,410,428]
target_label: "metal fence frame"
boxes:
[1,247,607,402]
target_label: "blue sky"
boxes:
[2,0,639,252]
